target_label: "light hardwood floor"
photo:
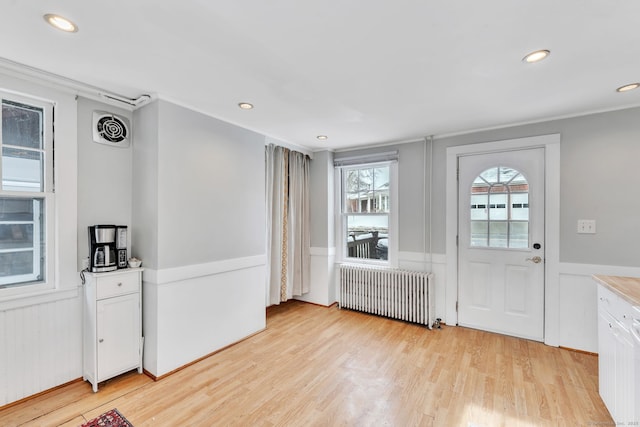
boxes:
[1,300,613,426]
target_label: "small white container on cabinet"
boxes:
[82,268,144,392]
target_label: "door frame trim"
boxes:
[445,134,560,346]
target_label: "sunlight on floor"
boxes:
[461,402,539,427]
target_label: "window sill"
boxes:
[0,286,79,311]
[339,258,395,269]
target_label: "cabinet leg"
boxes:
[92,383,98,393]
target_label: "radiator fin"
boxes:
[339,264,434,328]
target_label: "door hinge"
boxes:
[456,301,459,312]
[456,235,459,246]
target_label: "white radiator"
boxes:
[339,264,435,328]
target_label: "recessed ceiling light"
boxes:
[238,102,254,110]
[616,83,640,93]
[43,14,78,33]
[523,49,550,63]
[316,135,328,141]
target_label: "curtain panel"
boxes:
[265,144,310,306]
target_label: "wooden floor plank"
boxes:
[0,300,613,426]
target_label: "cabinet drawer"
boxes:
[96,273,139,299]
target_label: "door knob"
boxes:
[526,256,542,264]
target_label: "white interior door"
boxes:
[458,148,545,341]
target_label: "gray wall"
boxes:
[433,106,640,266]
[330,106,640,267]
[133,99,265,270]
[332,140,432,254]
[132,101,159,268]
[77,97,133,270]
[309,150,334,248]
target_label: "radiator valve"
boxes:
[433,318,442,329]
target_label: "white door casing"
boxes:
[458,148,545,341]
[445,134,560,347]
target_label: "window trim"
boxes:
[0,89,55,297]
[335,160,398,267]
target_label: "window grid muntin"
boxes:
[470,166,529,249]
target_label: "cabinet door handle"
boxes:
[117,282,122,287]
[99,339,104,343]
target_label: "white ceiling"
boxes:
[1,1,640,151]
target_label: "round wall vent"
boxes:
[92,111,130,147]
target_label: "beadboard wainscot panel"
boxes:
[295,247,336,306]
[559,262,640,354]
[0,289,82,407]
[142,255,266,377]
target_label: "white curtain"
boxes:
[265,144,310,306]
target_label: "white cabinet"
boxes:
[83,268,143,392]
[596,283,636,424]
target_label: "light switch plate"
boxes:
[577,219,596,234]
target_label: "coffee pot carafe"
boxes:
[88,225,118,272]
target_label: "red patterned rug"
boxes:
[80,408,133,427]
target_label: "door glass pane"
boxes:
[470,166,529,249]
[470,221,488,247]
[509,222,529,248]
[489,221,508,248]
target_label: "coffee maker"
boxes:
[116,225,128,269]
[88,225,118,272]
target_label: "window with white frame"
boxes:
[337,161,396,264]
[0,92,53,289]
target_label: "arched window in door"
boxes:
[470,166,529,248]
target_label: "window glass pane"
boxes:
[2,99,45,192]
[1,100,43,150]
[0,197,35,221]
[372,166,389,213]
[0,251,34,278]
[2,147,43,191]
[0,224,33,250]
[509,222,529,249]
[346,215,388,260]
[511,193,529,221]
[470,221,488,247]
[489,221,508,248]
[0,197,44,285]
[343,165,390,214]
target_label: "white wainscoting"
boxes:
[295,247,336,306]
[0,289,82,407]
[558,262,640,354]
[142,255,266,377]
[323,250,633,354]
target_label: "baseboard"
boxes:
[290,299,338,309]
[559,346,598,357]
[0,377,84,411]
